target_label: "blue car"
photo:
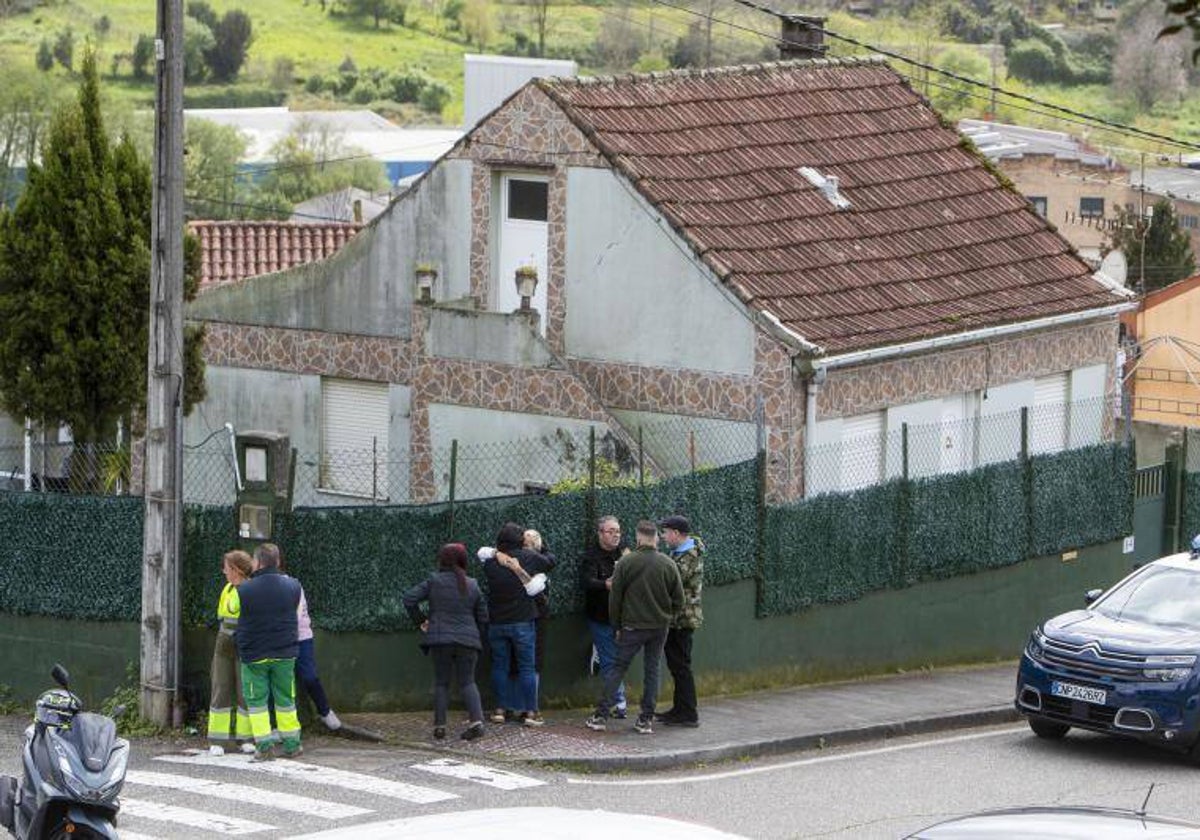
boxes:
[1016,541,1200,759]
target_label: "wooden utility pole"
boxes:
[140,0,185,728]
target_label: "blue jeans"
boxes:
[488,621,537,712]
[588,619,626,710]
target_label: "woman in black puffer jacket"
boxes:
[403,543,489,741]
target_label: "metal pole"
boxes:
[447,439,457,538]
[140,0,185,729]
[22,418,31,492]
[638,425,644,489]
[902,422,909,482]
[371,435,378,504]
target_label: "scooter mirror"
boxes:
[51,664,70,689]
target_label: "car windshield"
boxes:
[1094,564,1200,628]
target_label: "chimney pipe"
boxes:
[780,14,828,61]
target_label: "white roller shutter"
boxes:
[1031,373,1069,455]
[840,410,884,491]
[321,378,389,497]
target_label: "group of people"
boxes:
[206,514,703,751]
[402,514,704,739]
[206,543,341,761]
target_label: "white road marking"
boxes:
[566,724,1025,786]
[121,798,274,835]
[126,770,373,819]
[410,758,546,791]
[118,833,165,840]
[155,752,457,804]
[290,806,749,839]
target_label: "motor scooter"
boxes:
[0,664,128,839]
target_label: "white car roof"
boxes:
[1148,552,1200,572]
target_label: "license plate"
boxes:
[1051,681,1106,705]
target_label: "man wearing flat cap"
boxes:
[657,514,703,727]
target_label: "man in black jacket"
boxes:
[237,543,303,760]
[581,515,627,717]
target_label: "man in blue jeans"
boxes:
[581,515,628,718]
[482,522,548,727]
[586,520,683,735]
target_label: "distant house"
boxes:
[186,57,1132,506]
[291,187,392,224]
[961,119,1200,265]
[184,107,463,186]
[1122,275,1200,430]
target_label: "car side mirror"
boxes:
[1084,589,1103,606]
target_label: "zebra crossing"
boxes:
[111,751,548,838]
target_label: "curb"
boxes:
[520,705,1021,773]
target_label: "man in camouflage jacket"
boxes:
[657,515,703,727]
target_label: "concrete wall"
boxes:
[425,404,606,497]
[188,160,474,336]
[563,167,755,375]
[425,308,553,367]
[1134,281,1200,429]
[607,408,757,473]
[183,366,412,506]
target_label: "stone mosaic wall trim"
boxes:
[202,322,417,383]
[818,319,1119,419]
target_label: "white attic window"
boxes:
[798,166,851,210]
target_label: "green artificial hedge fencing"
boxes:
[0,494,143,621]
[1185,471,1200,548]
[0,444,1132,629]
[759,442,1133,618]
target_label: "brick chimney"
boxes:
[779,14,828,60]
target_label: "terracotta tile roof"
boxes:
[538,59,1121,354]
[190,220,362,289]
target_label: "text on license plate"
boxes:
[1051,681,1106,705]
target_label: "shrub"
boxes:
[351,78,380,103]
[418,80,450,114]
[53,28,74,71]
[132,34,155,80]
[387,68,428,102]
[338,55,357,73]
[304,73,325,94]
[270,56,294,90]
[186,0,219,31]
[1006,38,1059,84]
[205,9,254,82]
[35,39,53,72]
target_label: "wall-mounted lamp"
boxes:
[415,263,437,303]
[515,265,539,311]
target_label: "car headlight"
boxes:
[1025,631,1045,662]
[1143,655,1196,682]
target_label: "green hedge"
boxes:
[0,494,142,621]
[1030,444,1133,557]
[1185,471,1200,548]
[906,461,1026,583]
[761,480,906,616]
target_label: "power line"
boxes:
[647,0,1200,154]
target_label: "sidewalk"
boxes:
[343,661,1020,772]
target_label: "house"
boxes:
[961,119,1200,265]
[189,220,363,290]
[1121,275,1200,461]
[185,55,1132,507]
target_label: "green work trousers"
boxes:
[240,658,301,753]
[207,631,251,743]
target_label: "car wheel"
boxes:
[1028,717,1070,739]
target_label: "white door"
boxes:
[496,175,549,332]
[938,393,971,475]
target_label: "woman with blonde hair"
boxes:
[207,549,256,754]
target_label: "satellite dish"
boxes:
[1098,250,1128,287]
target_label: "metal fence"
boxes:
[805,396,1118,497]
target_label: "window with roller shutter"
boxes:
[320,378,389,498]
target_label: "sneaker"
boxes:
[320,710,342,731]
[521,712,545,728]
[490,709,507,724]
[433,727,446,741]
[584,713,607,732]
[239,742,257,754]
[207,744,225,756]
[634,715,654,735]
[461,722,484,741]
[612,706,628,720]
[282,744,303,759]
[250,746,275,763]
[654,709,676,722]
